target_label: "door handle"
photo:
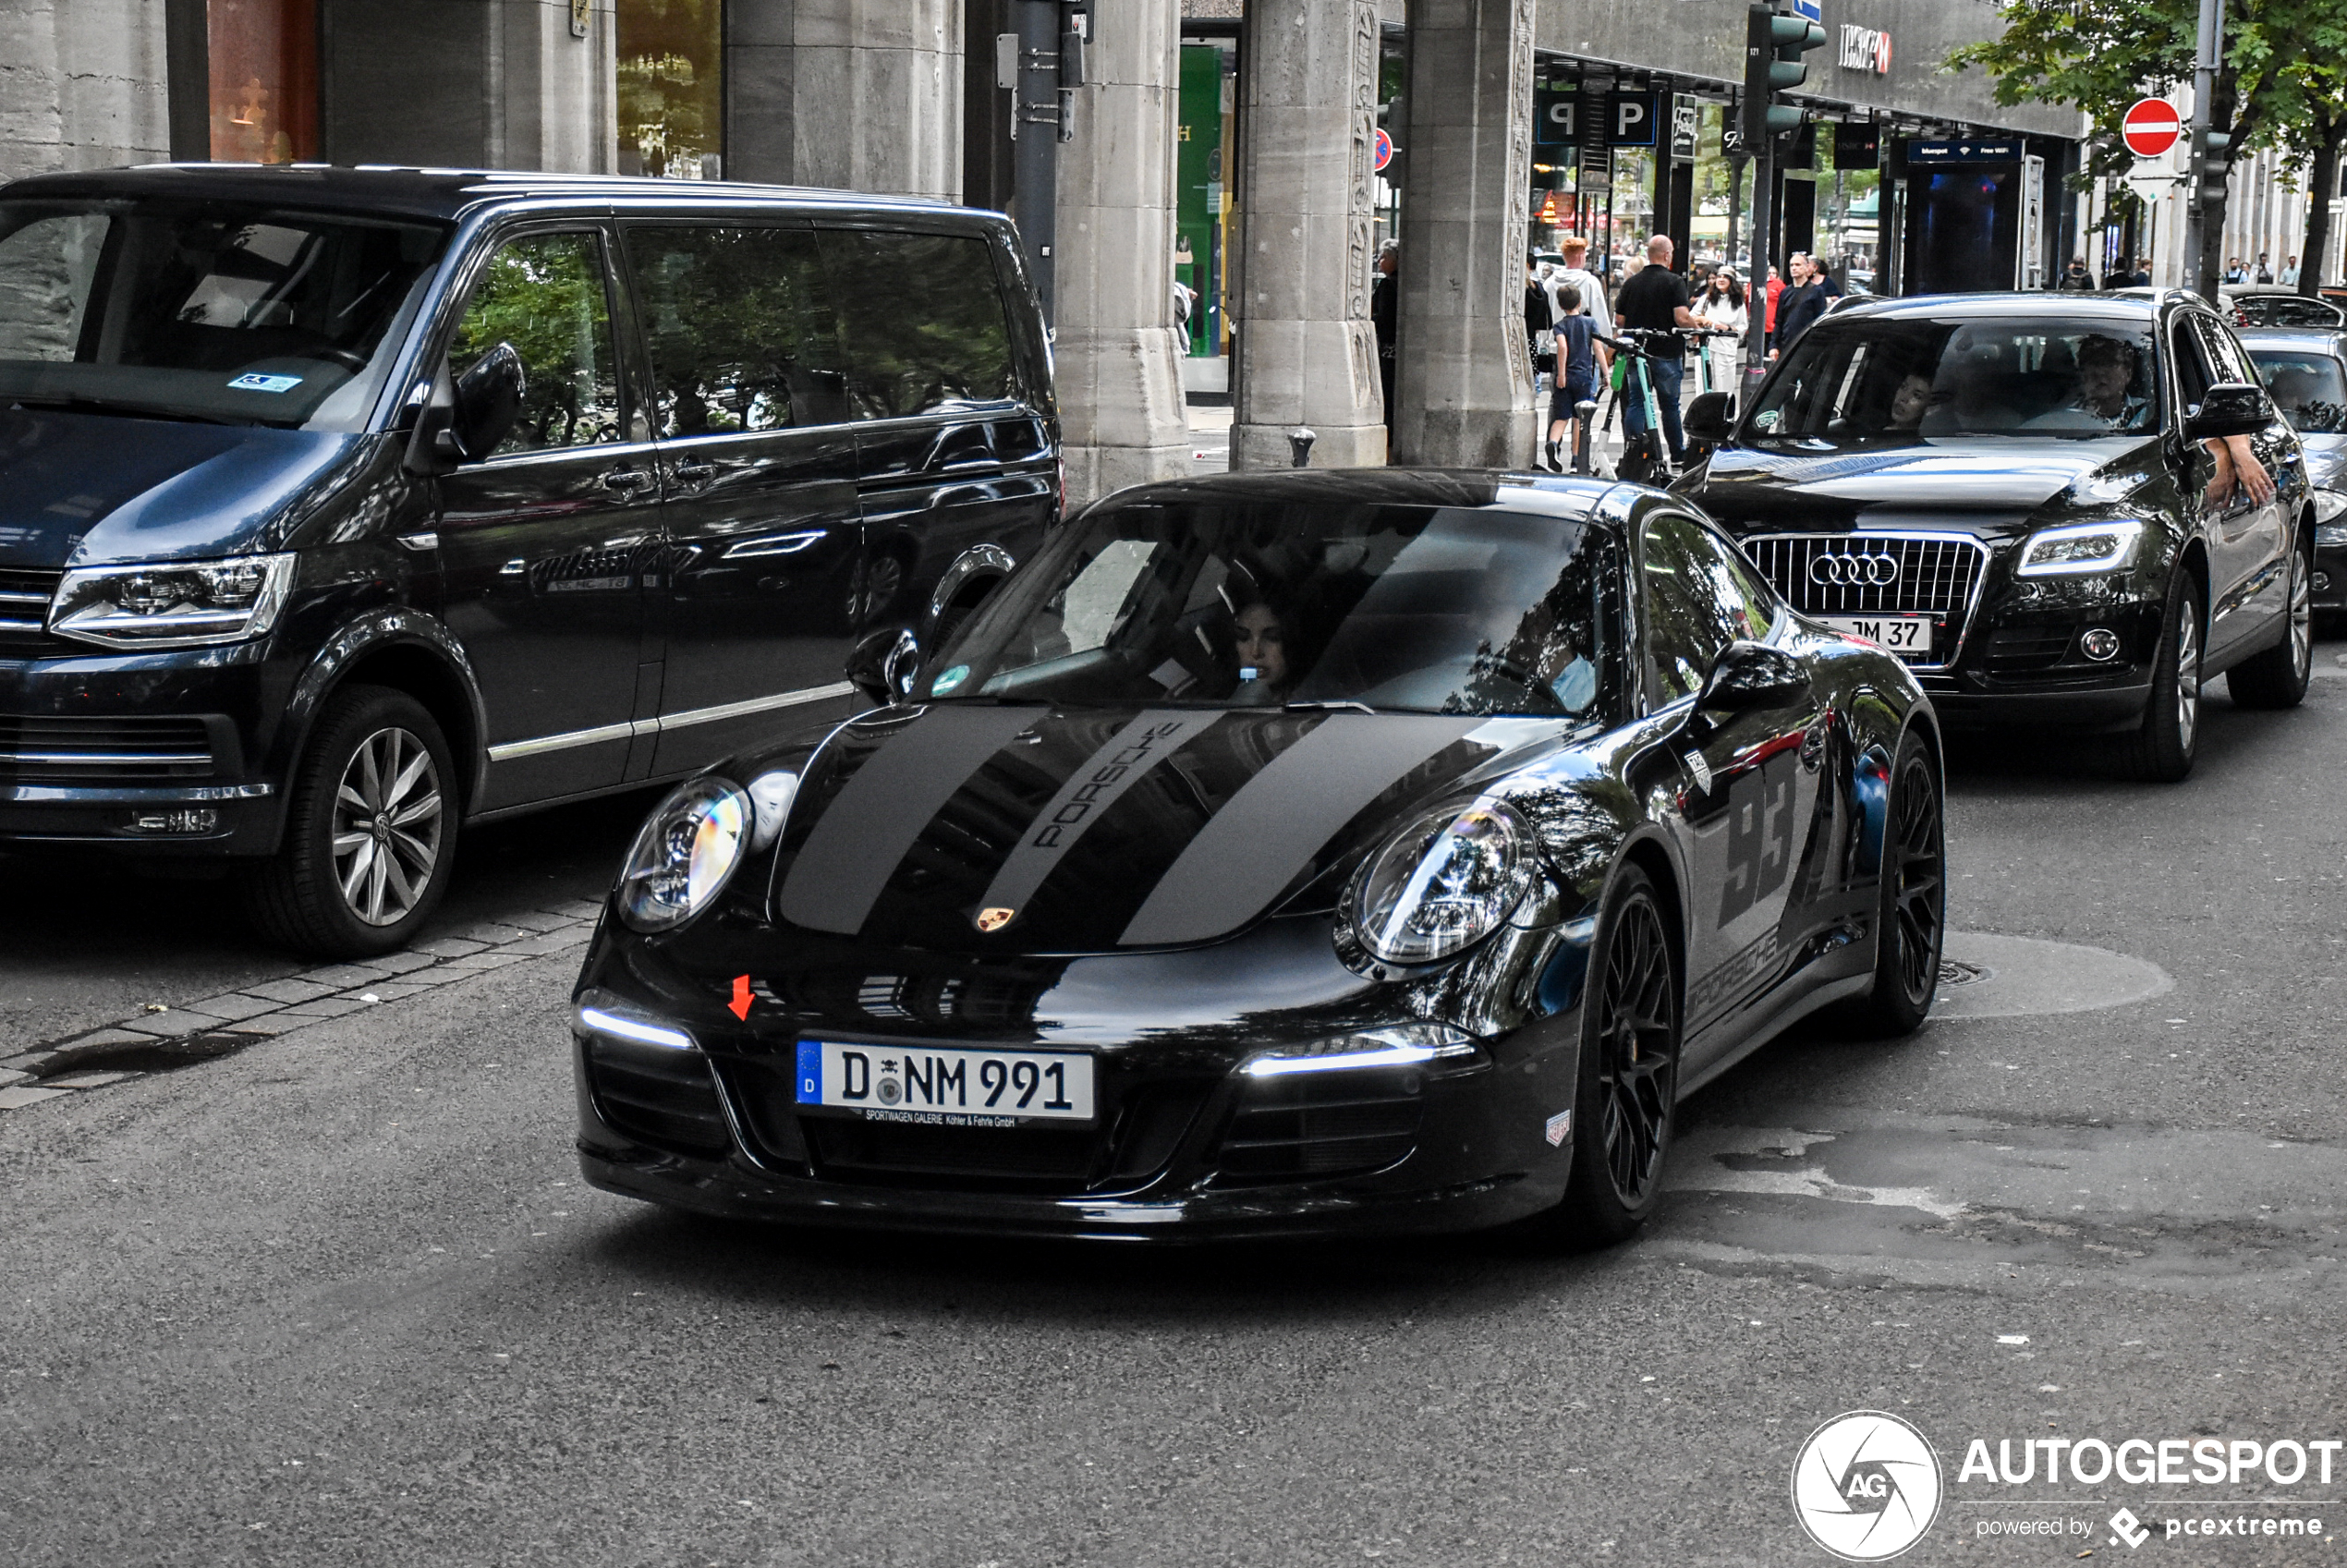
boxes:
[601,468,654,493]
[672,459,717,488]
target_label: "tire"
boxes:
[2122,574,2203,783]
[1540,864,1682,1248]
[244,685,458,958]
[1844,732,1945,1038]
[2226,532,2313,710]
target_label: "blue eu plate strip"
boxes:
[796,1039,821,1104]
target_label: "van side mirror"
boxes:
[1695,639,1808,716]
[847,626,922,706]
[1683,391,1736,443]
[403,346,526,477]
[2183,381,2276,442]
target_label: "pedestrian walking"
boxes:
[1371,239,1398,438]
[2058,256,2096,291]
[2224,256,2247,285]
[2256,252,2274,284]
[1771,252,1830,359]
[1612,233,1698,468]
[1549,233,1614,344]
[1762,264,1784,349]
[1545,282,1600,471]
[2280,254,2302,287]
[1692,266,1748,393]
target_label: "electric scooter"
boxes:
[1683,327,1740,465]
[1601,328,1680,487]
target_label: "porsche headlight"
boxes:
[49,553,297,649]
[616,777,751,932]
[2013,519,2145,577]
[1351,800,1536,965]
[2315,488,2346,543]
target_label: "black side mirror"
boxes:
[1683,390,1736,443]
[1696,639,1808,716]
[451,343,526,459]
[2183,381,2276,442]
[847,626,922,706]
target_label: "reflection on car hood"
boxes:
[761,702,1565,956]
[0,406,360,570]
[2298,433,2347,489]
[1696,435,2157,519]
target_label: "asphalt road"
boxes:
[5,642,2347,1567]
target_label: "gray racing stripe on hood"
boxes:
[974,710,1217,922]
[776,704,1041,934]
[1116,713,1488,947]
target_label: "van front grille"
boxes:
[0,569,59,650]
[0,716,219,781]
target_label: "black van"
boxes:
[0,166,1059,956]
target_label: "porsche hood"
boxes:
[764,703,1556,955]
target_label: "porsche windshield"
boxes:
[924,497,1623,722]
[0,197,448,429]
[1750,317,2163,443]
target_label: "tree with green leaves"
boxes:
[2261,41,2347,292]
[1950,0,2344,292]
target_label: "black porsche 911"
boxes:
[567,471,1945,1244]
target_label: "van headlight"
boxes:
[2013,519,2145,577]
[1349,800,1535,965]
[616,777,751,932]
[48,553,297,649]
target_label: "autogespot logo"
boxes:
[1793,1411,1945,1561]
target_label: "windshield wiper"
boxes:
[6,394,248,427]
[1283,699,1381,715]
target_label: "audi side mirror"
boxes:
[1684,391,1736,443]
[1695,639,1809,716]
[847,626,922,706]
[2183,382,2276,442]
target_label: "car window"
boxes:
[818,228,1017,419]
[2171,315,2219,408]
[2248,349,2347,434]
[1748,316,2160,442]
[928,499,1623,724]
[449,230,624,456]
[2191,314,2257,386]
[624,225,852,436]
[1641,511,1770,706]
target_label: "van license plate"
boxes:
[1822,614,1932,656]
[795,1040,1095,1125]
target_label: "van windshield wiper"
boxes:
[5,394,247,427]
[1283,699,1381,715]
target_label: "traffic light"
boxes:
[1741,5,1828,147]
[2191,124,2232,205]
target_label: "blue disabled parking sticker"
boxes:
[227,372,305,394]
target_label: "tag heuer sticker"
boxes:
[1682,749,1713,793]
[1544,1110,1572,1147]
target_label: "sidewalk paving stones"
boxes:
[0,1069,30,1089]
[413,938,487,959]
[244,978,339,1006]
[123,1010,229,1039]
[47,1071,136,1089]
[302,964,393,988]
[186,993,281,1023]
[500,932,587,957]
[370,951,441,976]
[452,923,532,946]
[0,1086,72,1110]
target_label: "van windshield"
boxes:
[0,197,448,430]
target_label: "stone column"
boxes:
[1054,0,1191,505]
[1390,0,1536,468]
[0,0,168,181]
[1230,0,1387,469]
[320,0,617,174]
[727,0,961,201]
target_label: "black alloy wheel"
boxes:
[2122,574,2202,783]
[1847,733,1944,1038]
[2227,532,2314,709]
[1546,864,1681,1247]
[244,685,459,958]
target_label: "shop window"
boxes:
[618,0,724,179]
[208,0,318,164]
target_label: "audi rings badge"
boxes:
[1809,551,1901,588]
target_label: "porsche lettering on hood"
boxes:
[772,705,1512,954]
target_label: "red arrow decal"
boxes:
[728,975,753,1021]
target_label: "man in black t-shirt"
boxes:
[1611,234,1698,465]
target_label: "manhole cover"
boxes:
[1939,958,1990,988]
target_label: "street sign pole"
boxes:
[2183,0,2222,301]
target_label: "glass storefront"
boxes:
[1176,38,1235,367]
[207,0,316,164]
[617,0,724,180]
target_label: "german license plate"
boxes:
[794,1040,1095,1125]
[1822,614,1933,656]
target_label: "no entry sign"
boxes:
[2122,98,2183,159]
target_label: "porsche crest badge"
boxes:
[975,906,1016,933]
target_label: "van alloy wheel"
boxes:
[329,726,444,927]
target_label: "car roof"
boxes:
[1094,467,1629,524]
[0,162,984,225]
[1818,290,2188,326]
[2236,326,2347,357]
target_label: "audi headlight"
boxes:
[1350,800,1536,966]
[2013,519,2145,577]
[49,553,297,650]
[616,777,751,932]
[2315,488,2346,542]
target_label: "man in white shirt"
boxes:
[2280,255,2301,287]
[1550,233,1613,343]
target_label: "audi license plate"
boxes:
[1822,614,1932,656]
[795,1039,1096,1125]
